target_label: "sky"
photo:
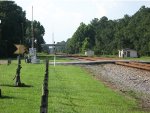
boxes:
[14,0,150,44]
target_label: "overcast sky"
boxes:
[14,0,150,44]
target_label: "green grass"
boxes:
[0,61,45,113]
[123,56,150,61]
[48,66,149,113]
[95,55,150,61]
[37,55,73,62]
[48,56,73,62]
[96,55,150,61]
[0,61,149,113]
[96,55,118,58]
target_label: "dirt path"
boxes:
[0,60,7,64]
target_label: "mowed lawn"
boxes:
[49,66,149,113]
[0,60,149,113]
[0,60,45,113]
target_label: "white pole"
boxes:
[54,54,56,67]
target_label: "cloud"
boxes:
[14,0,150,43]
[90,1,108,18]
[95,4,107,18]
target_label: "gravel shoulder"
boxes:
[83,64,150,110]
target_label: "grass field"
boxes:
[123,56,150,61]
[0,60,150,113]
[38,55,73,62]
[0,61,45,113]
[95,55,150,61]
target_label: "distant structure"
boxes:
[85,50,94,57]
[118,48,138,58]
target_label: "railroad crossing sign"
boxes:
[14,44,26,54]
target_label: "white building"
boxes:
[118,48,138,58]
[85,50,94,57]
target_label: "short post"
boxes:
[7,58,11,65]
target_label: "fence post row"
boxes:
[40,59,49,113]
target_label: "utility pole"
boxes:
[0,20,2,97]
[28,6,40,64]
[31,6,34,49]
[0,20,1,43]
[21,23,24,44]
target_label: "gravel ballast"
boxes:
[83,64,150,109]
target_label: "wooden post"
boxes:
[15,55,22,86]
[0,89,1,97]
[40,59,49,113]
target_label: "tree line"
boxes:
[0,1,45,58]
[65,6,150,56]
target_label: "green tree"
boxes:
[0,1,26,57]
[25,20,45,52]
[82,37,90,52]
[66,38,75,54]
[55,41,66,53]
[66,6,150,56]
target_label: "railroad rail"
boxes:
[115,62,150,71]
[76,57,97,61]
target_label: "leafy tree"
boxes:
[25,20,45,52]
[66,38,75,54]
[82,37,90,52]
[66,5,150,56]
[0,1,46,57]
[0,1,26,57]
[55,41,66,53]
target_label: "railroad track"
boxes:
[69,56,150,71]
[115,62,150,71]
[73,56,120,61]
